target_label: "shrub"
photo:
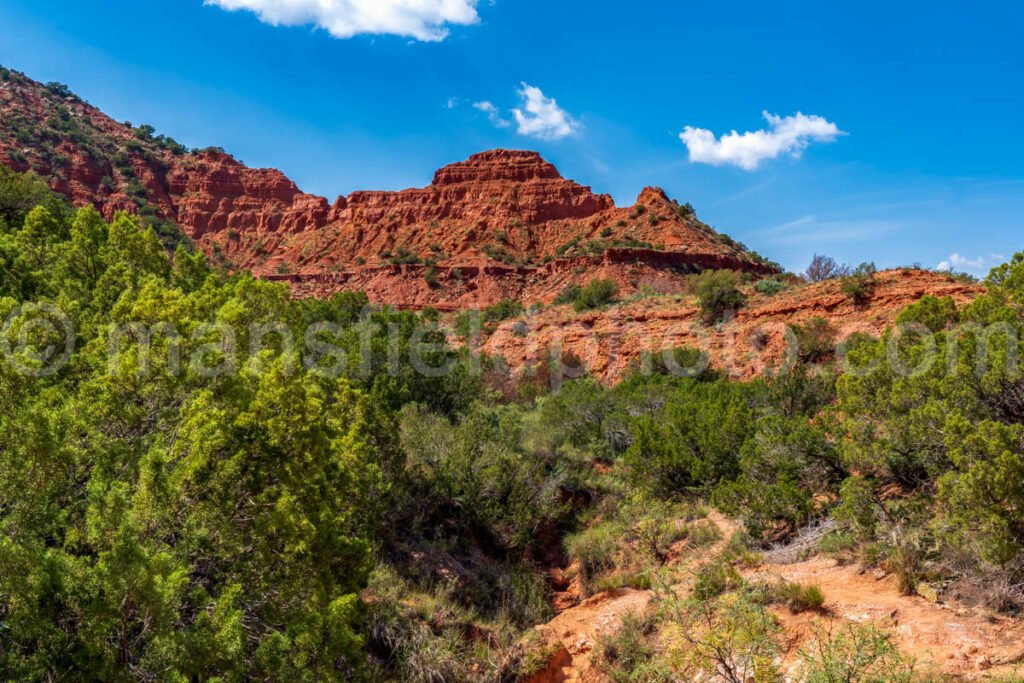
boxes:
[762,580,825,613]
[895,294,958,333]
[625,381,755,497]
[388,246,421,265]
[483,243,516,264]
[798,623,917,683]
[755,278,786,295]
[804,253,850,282]
[566,523,621,594]
[44,81,77,99]
[818,530,857,558]
[627,501,695,564]
[712,475,814,542]
[693,270,746,324]
[790,316,838,363]
[424,263,439,287]
[839,263,877,305]
[833,477,879,542]
[692,559,744,601]
[938,417,1024,566]
[675,202,696,218]
[886,525,926,596]
[555,237,581,257]
[639,345,716,380]
[596,612,668,682]
[363,566,524,682]
[482,298,524,323]
[668,591,782,683]
[134,123,157,140]
[573,278,619,312]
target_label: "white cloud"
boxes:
[512,83,580,141]
[473,100,510,128]
[936,252,1005,274]
[680,111,844,171]
[205,0,480,41]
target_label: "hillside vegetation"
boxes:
[2,165,1024,680]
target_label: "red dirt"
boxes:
[478,268,982,383]
[530,512,1024,682]
[749,559,1024,680]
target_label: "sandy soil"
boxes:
[527,513,1024,682]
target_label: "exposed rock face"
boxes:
[337,150,613,231]
[165,152,331,238]
[0,66,777,308]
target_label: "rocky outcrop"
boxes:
[338,154,612,229]
[0,67,778,309]
[165,152,331,238]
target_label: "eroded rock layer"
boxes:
[0,67,778,308]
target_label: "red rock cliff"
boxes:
[0,67,779,308]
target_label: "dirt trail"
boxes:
[749,558,1024,680]
[528,512,1024,682]
[526,513,736,682]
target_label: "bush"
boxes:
[938,417,1024,566]
[363,566,522,682]
[573,278,619,312]
[423,263,439,287]
[798,623,917,683]
[483,242,516,264]
[468,298,525,324]
[596,612,669,682]
[639,345,716,380]
[712,476,814,541]
[625,380,755,497]
[692,559,744,601]
[627,501,697,564]
[388,246,421,265]
[804,253,850,282]
[554,283,582,306]
[760,580,825,613]
[488,298,525,321]
[566,523,621,594]
[755,278,786,295]
[886,525,926,596]
[667,591,783,683]
[895,294,958,333]
[676,202,696,218]
[44,81,77,99]
[790,316,838,363]
[833,477,879,542]
[693,270,746,324]
[839,263,877,305]
[818,530,857,558]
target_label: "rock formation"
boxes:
[0,67,778,308]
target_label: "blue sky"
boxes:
[1,1,1021,274]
